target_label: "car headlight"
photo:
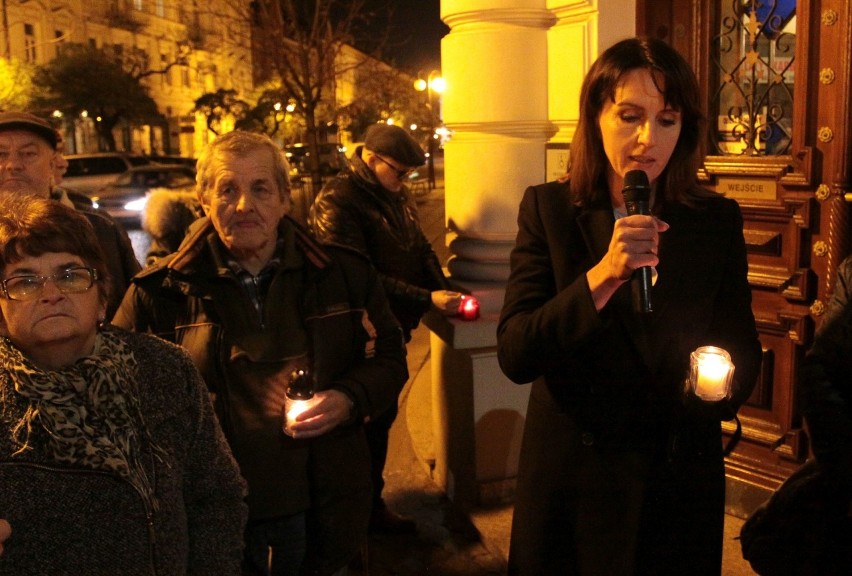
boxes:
[124,197,148,212]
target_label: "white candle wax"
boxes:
[284,396,319,436]
[694,353,732,400]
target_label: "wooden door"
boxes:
[638,0,852,516]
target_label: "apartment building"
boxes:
[0,0,254,157]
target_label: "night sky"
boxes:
[363,0,448,73]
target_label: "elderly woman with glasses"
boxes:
[0,194,247,575]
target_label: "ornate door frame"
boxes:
[638,0,852,515]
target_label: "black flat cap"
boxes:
[0,111,58,147]
[365,124,426,167]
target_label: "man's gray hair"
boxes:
[195,131,291,202]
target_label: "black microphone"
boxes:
[622,170,653,313]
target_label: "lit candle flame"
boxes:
[691,347,735,402]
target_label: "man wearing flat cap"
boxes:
[310,123,463,535]
[0,111,140,316]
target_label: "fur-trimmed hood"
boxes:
[142,188,200,242]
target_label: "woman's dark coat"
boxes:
[497,181,762,575]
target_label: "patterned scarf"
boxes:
[0,331,161,512]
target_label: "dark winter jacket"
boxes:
[822,255,852,329]
[796,270,852,574]
[800,283,852,483]
[310,148,450,340]
[63,191,142,317]
[112,216,407,575]
[0,329,247,576]
[802,254,852,473]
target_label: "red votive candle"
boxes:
[458,295,480,321]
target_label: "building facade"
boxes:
[0,0,256,157]
[435,0,852,520]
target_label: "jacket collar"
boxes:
[166,215,331,278]
[348,147,412,205]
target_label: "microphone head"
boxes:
[623,169,650,190]
[623,169,650,203]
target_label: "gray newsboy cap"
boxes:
[364,124,426,167]
[0,111,58,148]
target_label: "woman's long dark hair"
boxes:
[569,37,707,208]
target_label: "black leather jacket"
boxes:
[310,148,450,340]
[800,255,852,482]
[822,255,852,328]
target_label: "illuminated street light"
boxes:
[430,77,446,94]
[414,70,444,190]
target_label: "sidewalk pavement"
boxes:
[352,185,758,575]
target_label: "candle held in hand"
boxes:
[283,369,317,437]
[458,295,480,321]
[689,346,736,402]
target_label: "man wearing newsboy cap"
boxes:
[0,111,140,316]
[310,123,464,537]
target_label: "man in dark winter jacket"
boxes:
[0,111,140,317]
[310,123,463,534]
[114,130,408,576]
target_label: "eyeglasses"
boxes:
[1,267,98,301]
[375,155,416,180]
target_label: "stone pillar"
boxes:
[431,0,635,510]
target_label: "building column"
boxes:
[430,0,635,509]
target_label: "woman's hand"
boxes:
[0,519,11,555]
[587,214,669,310]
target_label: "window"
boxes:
[23,23,37,63]
[54,30,66,54]
[711,0,796,156]
[161,54,172,86]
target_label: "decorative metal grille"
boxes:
[711,0,796,155]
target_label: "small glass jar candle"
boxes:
[688,346,736,402]
[283,368,318,437]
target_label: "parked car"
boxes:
[89,164,196,226]
[150,155,197,168]
[63,153,154,195]
[284,143,347,180]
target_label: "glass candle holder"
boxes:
[688,346,735,402]
[283,369,317,437]
[458,295,480,321]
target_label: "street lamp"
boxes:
[414,70,445,190]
